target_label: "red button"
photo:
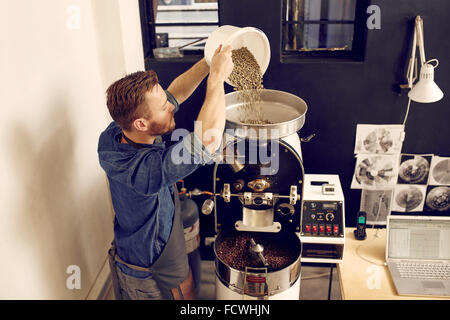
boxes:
[326,225,332,233]
[305,224,311,233]
[312,225,318,233]
[333,225,339,235]
[319,225,325,233]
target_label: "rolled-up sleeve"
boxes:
[165,90,179,113]
[182,132,216,165]
[150,131,220,190]
[106,132,221,196]
[98,121,220,196]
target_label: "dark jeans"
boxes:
[108,247,163,300]
[110,259,197,300]
[114,263,163,300]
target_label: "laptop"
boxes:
[386,215,450,297]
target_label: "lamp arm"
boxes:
[407,16,427,88]
[407,20,418,88]
[416,16,426,66]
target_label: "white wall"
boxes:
[0,0,144,299]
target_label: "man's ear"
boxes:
[132,118,149,132]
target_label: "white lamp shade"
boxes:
[408,63,444,103]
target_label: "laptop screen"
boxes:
[388,218,450,260]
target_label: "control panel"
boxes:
[301,200,344,237]
[300,174,346,264]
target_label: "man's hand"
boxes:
[209,45,234,83]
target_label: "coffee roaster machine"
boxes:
[200,89,345,300]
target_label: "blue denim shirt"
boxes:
[98,91,214,278]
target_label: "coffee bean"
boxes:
[217,232,298,271]
[228,47,271,125]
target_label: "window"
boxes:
[140,0,218,59]
[282,0,368,61]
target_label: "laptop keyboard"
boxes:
[397,262,450,280]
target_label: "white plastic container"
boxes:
[204,25,271,86]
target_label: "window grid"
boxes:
[281,0,367,61]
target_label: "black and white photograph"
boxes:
[351,154,400,189]
[397,154,432,185]
[429,156,450,185]
[354,124,404,155]
[392,184,427,212]
[360,189,393,225]
[424,186,450,213]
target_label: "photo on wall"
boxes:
[429,156,450,185]
[351,154,400,189]
[360,189,393,225]
[392,184,427,212]
[354,124,404,155]
[397,154,432,185]
[424,186,450,213]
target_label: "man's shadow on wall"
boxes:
[9,98,112,299]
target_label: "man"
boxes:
[97,45,233,300]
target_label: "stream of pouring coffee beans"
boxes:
[228,47,272,125]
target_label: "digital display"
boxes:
[323,203,337,210]
[358,216,366,224]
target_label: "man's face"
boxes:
[142,83,176,136]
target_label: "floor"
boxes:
[104,260,342,300]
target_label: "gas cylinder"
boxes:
[179,193,201,295]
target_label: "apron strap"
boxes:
[122,132,145,149]
[110,242,153,273]
[176,286,184,300]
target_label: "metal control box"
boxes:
[300,174,345,264]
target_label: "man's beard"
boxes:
[149,115,175,136]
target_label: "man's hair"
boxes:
[106,70,159,130]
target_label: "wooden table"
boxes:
[337,228,450,300]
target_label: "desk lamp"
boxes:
[402,16,443,125]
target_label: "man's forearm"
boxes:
[167,58,210,104]
[195,75,226,154]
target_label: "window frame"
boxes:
[281,0,368,63]
[139,0,368,63]
[139,0,220,60]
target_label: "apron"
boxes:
[108,133,193,300]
